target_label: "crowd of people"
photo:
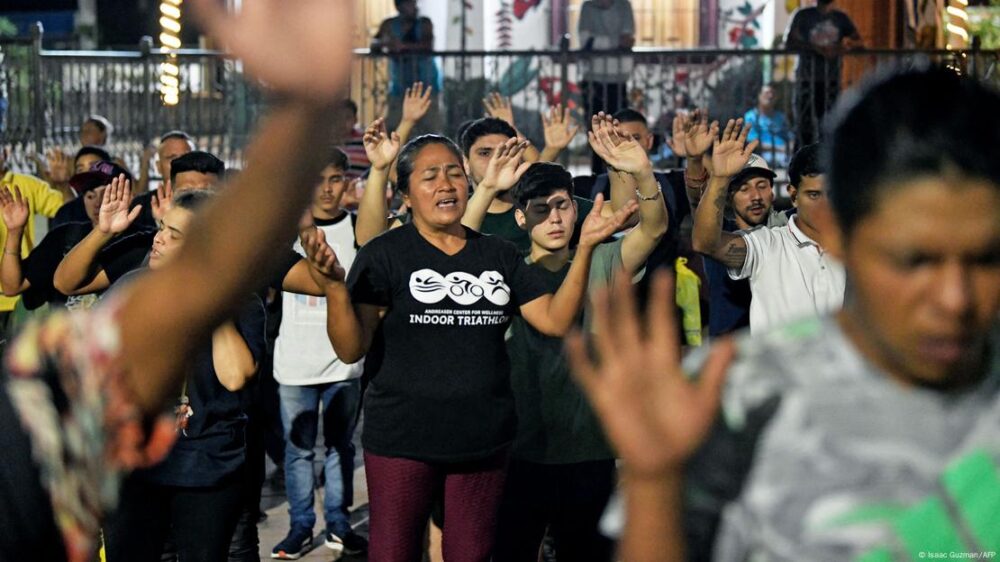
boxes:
[0,1,997,562]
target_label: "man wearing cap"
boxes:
[0,166,110,311]
[693,120,844,334]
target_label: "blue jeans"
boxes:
[279,379,361,536]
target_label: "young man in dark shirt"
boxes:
[784,0,862,147]
[494,118,666,562]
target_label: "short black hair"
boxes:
[159,130,193,144]
[827,66,1000,236]
[612,108,647,126]
[169,151,225,184]
[75,145,112,165]
[395,135,464,194]
[787,143,824,189]
[171,189,215,212]
[511,162,574,210]
[323,147,349,171]
[460,117,517,155]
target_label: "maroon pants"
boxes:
[364,450,508,562]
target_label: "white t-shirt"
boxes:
[273,213,363,385]
[729,215,845,334]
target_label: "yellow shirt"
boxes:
[0,171,66,312]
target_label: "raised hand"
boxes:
[479,137,532,193]
[665,112,691,158]
[712,118,758,178]
[97,174,142,235]
[542,103,581,151]
[401,81,433,124]
[150,179,174,222]
[588,113,652,175]
[684,109,720,158]
[187,0,355,101]
[362,118,402,171]
[566,270,735,477]
[0,186,29,231]
[301,227,345,285]
[483,92,516,128]
[46,149,73,184]
[577,193,638,248]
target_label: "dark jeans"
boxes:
[365,450,508,562]
[104,470,246,562]
[493,458,617,562]
[582,80,627,175]
[793,78,839,149]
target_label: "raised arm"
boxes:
[0,186,31,295]
[212,321,258,392]
[565,271,734,562]
[589,118,668,273]
[681,109,719,209]
[484,92,541,163]
[538,103,580,163]
[520,194,637,336]
[355,118,401,246]
[691,119,755,269]
[301,228,381,364]
[116,0,356,415]
[395,81,433,147]
[590,112,638,217]
[461,137,531,231]
[53,175,141,295]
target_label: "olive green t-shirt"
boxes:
[505,237,627,464]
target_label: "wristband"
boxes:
[3,249,19,256]
[635,187,661,202]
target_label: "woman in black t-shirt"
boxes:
[314,134,634,561]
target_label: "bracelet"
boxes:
[635,186,661,202]
[3,249,18,256]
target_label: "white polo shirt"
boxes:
[728,216,846,334]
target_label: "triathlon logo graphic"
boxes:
[409,269,511,305]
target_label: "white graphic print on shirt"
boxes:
[409,269,511,305]
[407,269,512,327]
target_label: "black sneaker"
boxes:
[324,530,368,556]
[271,527,312,560]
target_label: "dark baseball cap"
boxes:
[69,160,133,196]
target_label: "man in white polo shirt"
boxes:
[693,119,845,333]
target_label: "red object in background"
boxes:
[539,77,581,108]
[513,0,541,19]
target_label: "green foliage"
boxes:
[970,2,1000,49]
[0,17,17,39]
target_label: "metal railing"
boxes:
[2,23,998,178]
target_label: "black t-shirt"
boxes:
[136,294,267,487]
[128,191,159,232]
[98,229,155,284]
[50,198,89,230]
[347,223,550,462]
[21,222,94,310]
[787,7,858,83]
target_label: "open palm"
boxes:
[542,104,580,150]
[566,271,735,476]
[0,186,29,230]
[712,118,758,178]
[684,110,719,157]
[482,137,531,192]
[363,118,401,171]
[98,175,141,235]
[187,0,355,101]
[578,194,637,248]
[589,118,650,175]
